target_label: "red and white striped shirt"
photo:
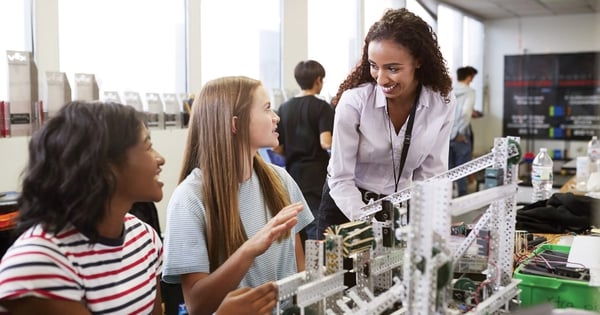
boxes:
[0,214,162,314]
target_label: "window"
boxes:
[407,0,436,31]
[438,4,484,112]
[200,0,281,92]
[364,0,398,36]
[438,5,462,77]
[364,1,436,35]
[0,0,29,100]
[58,0,186,99]
[462,16,484,112]
[307,0,360,100]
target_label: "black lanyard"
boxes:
[391,84,421,192]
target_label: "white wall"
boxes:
[282,0,308,93]
[146,129,188,231]
[0,137,29,194]
[473,13,600,158]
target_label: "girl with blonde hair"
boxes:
[162,76,313,315]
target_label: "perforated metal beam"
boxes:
[353,141,521,220]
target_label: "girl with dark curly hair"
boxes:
[0,101,166,314]
[317,8,456,240]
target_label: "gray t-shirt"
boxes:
[162,165,313,288]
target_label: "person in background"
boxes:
[317,8,456,239]
[162,76,313,315]
[0,101,286,315]
[450,66,478,196]
[274,60,334,242]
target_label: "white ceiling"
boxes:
[437,0,600,20]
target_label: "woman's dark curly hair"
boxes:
[332,8,452,106]
[16,101,146,243]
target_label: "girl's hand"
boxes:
[243,202,303,257]
[215,282,278,315]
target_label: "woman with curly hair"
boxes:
[317,8,456,240]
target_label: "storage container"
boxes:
[514,244,600,311]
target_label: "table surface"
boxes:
[559,176,578,193]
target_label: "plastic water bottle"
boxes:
[575,156,589,191]
[531,148,553,202]
[588,135,600,173]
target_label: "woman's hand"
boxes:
[242,202,303,258]
[215,282,278,315]
[454,134,468,143]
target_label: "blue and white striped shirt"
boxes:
[162,165,312,288]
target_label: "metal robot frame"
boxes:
[275,136,523,314]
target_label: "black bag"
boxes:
[516,193,600,233]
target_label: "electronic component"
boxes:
[324,221,374,257]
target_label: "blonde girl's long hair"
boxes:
[179,76,291,271]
